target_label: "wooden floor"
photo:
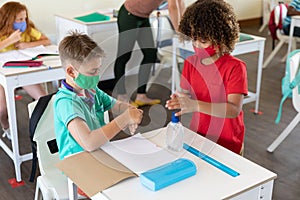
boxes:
[1,21,300,200]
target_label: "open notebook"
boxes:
[0,45,59,67]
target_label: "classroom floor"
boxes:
[0,20,299,200]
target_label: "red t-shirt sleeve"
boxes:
[226,60,248,96]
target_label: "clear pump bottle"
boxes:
[166,112,183,152]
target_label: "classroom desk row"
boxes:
[64,127,277,200]
[0,59,64,182]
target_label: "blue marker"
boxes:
[183,143,240,177]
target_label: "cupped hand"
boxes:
[14,42,28,49]
[165,91,197,116]
[8,30,21,44]
[127,107,143,125]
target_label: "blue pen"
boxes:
[183,143,240,177]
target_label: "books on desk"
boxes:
[74,12,110,23]
[239,33,254,42]
[0,45,59,67]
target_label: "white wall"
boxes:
[226,0,262,20]
[0,0,262,42]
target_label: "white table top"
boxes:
[93,127,276,200]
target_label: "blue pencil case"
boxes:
[140,158,197,191]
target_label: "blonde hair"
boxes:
[58,31,105,69]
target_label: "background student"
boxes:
[283,0,300,36]
[114,0,185,107]
[165,0,248,154]
[0,1,49,139]
[54,31,143,162]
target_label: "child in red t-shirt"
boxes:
[165,0,248,154]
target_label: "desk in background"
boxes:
[66,127,276,200]
[0,58,64,182]
[55,10,167,82]
[55,11,146,82]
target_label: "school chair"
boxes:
[28,95,110,200]
[147,12,176,91]
[267,51,300,152]
[171,37,194,93]
[259,0,276,32]
[263,3,299,69]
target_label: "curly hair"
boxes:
[0,2,35,37]
[179,0,240,54]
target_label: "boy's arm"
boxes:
[67,107,143,152]
[110,100,133,115]
[287,5,300,16]
[67,116,127,152]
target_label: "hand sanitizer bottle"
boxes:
[166,112,183,152]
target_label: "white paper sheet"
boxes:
[101,133,177,174]
[0,45,58,66]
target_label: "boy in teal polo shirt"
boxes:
[54,31,143,160]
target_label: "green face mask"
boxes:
[74,73,100,89]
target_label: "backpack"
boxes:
[268,3,288,49]
[28,92,58,182]
[275,50,300,124]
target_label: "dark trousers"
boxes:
[114,4,157,95]
[283,24,300,37]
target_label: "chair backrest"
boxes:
[274,4,288,27]
[28,95,59,176]
[28,96,111,176]
[151,13,176,64]
[275,50,300,123]
[289,52,300,112]
[269,3,288,40]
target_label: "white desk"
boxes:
[77,127,276,200]
[172,34,266,114]
[55,10,167,82]
[0,61,64,182]
[287,15,300,56]
[56,12,147,81]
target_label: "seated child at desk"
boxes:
[0,2,51,51]
[54,31,143,161]
[0,2,50,139]
[165,0,248,155]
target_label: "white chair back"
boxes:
[289,52,300,112]
[28,95,110,199]
[28,95,59,176]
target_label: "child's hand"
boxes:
[8,30,21,44]
[165,91,197,116]
[126,107,143,135]
[14,42,28,49]
[127,107,143,125]
[128,123,138,135]
[165,93,180,110]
